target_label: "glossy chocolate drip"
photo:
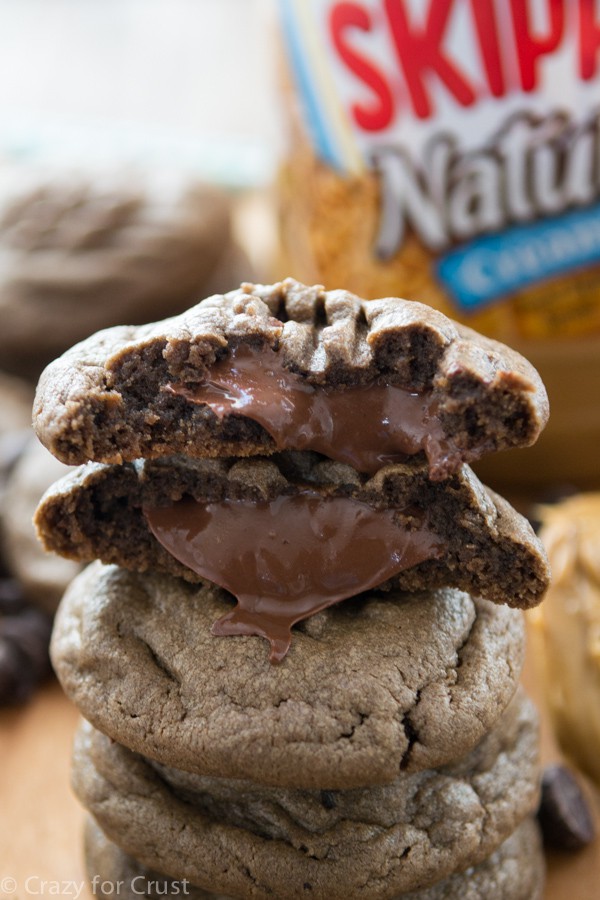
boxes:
[145,494,444,663]
[167,345,451,477]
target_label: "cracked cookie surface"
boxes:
[51,562,525,788]
[74,690,539,899]
[33,279,548,477]
[84,814,544,900]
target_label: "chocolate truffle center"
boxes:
[145,493,444,662]
[167,344,451,477]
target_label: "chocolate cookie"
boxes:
[35,453,549,613]
[73,690,539,899]
[0,165,247,380]
[1,437,80,612]
[33,279,548,479]
[84,815,544,900]
[402,817,544,900]
[52,562,525,788]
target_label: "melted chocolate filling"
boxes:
[145,494,444,663]
[167,344,451,477]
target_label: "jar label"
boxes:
[279,0,600,331]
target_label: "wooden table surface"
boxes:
[0,681,86,898]
[0,644,599,900]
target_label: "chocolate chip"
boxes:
[0,578,26,614]
[538,484,580,505]
[538,764,596,850]
[0,637,30,703]
[0,588,53,706]
[1,609,53,668]
[320,790,337,810]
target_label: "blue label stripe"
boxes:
[436,203,600,311]
[280,0,342,170]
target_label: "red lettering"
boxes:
[579,0,600,79]
[509,0,565,91]
[470,0,506,97]
[384,0,477,120]
[330,3,394,131]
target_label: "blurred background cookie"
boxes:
[0,437,80,615]
[0,371,33,563]
[0,375,75,703]
[0,370,32,433]
[0,163,253,381]
[0,371,32,492]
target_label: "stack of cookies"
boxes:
[34,279,550,898]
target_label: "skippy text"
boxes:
[330,0,600,128]
[283,0,600,279]
[323,0,600,257]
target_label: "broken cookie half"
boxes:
[36,452,549,662]
[33,279,548,481]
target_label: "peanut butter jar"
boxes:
[276,0,600,490]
